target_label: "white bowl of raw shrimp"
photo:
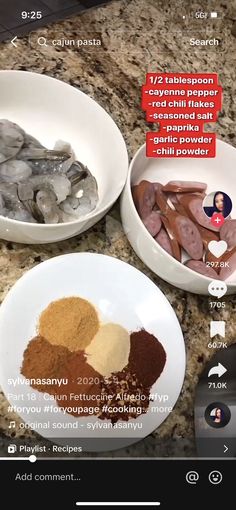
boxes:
[0,71,128,244]
[121,141,236,295]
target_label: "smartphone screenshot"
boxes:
[0,0,235,507]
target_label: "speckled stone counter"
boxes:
[0,0,236,457]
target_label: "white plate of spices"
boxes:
[0,253,186,451]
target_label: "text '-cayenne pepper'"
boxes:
[128,330,166,388]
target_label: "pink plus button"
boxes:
[210,212,225,228]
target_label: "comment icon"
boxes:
[208,280,227,299]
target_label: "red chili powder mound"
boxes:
[97,368,150,424]
[56,351,102,417]
[128,330,166,388]
[21,335,71,394]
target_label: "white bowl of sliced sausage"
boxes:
[120,140,236,295]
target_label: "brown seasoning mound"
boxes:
[20,324,167,424]
[21,335,70,393]
[56,351,102,417]
[97,368,150,424]
[128,330,167,388]
[39,297,99,351]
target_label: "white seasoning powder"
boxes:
[85,323,130,376]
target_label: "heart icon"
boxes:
[208,240,228,258]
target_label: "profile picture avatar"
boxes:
[205,402,231,428]
[203,191,232,219]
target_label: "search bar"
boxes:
[33,35,102,48]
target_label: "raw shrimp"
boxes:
[53,140,75,173]
[0,120,99,224]
[0,120,25,163]
[59,196,80,216]
[7,206,37,223]
[18,182,34,201]
[36,190,60,224]
[0,182,35,222]
[0,181,20,202]
[71,169,98,209]
[60,195,94,219]
[22,133,45,150]
[18,147,71,161]
[60,170,98,218]
[0,192,6,216]
[0,159,32,182]
[19,144,73,175]
[27,174,71,203]
[67,161,87,181]
[28,158,73,175]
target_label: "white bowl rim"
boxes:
[0,70,129,229]
[126,140,235,289]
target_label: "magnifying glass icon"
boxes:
[37,36,47,46]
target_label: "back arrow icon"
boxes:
[224,445,228,453]
[208,362,227,378]
[11,36,17,47]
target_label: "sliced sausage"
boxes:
[167,192,179,206]
[132,179,236,278]
[155,183,170,214]
[205,250,221,274]
[170,211,203,260]
[172,198,189,217]
[153,182,164,193]
[166,193,189,216]
[216,246,236,279]
[163,181,207,193]
[220,219,236,250]
[161,215,181,261]
[155,227,173,256]
[185,260,218,278]
[132,180,155,219]
[205,246,236,276]
[178,194,220,232]
[143,211,162,237]
[197,225,219,249]
[219,247,236,280]
[223,247,236,261]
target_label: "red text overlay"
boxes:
[142,73,222,158]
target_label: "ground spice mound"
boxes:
[85,323,130,376]
[21,335,70,393]
[39,296,99,351]
[97,368,150,424]
[56,351,102,417]
[128,330,166,388]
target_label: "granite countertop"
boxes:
[0,0,236,457]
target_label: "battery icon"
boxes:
[210,12,218,18]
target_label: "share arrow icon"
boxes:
[208,363,227,378]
